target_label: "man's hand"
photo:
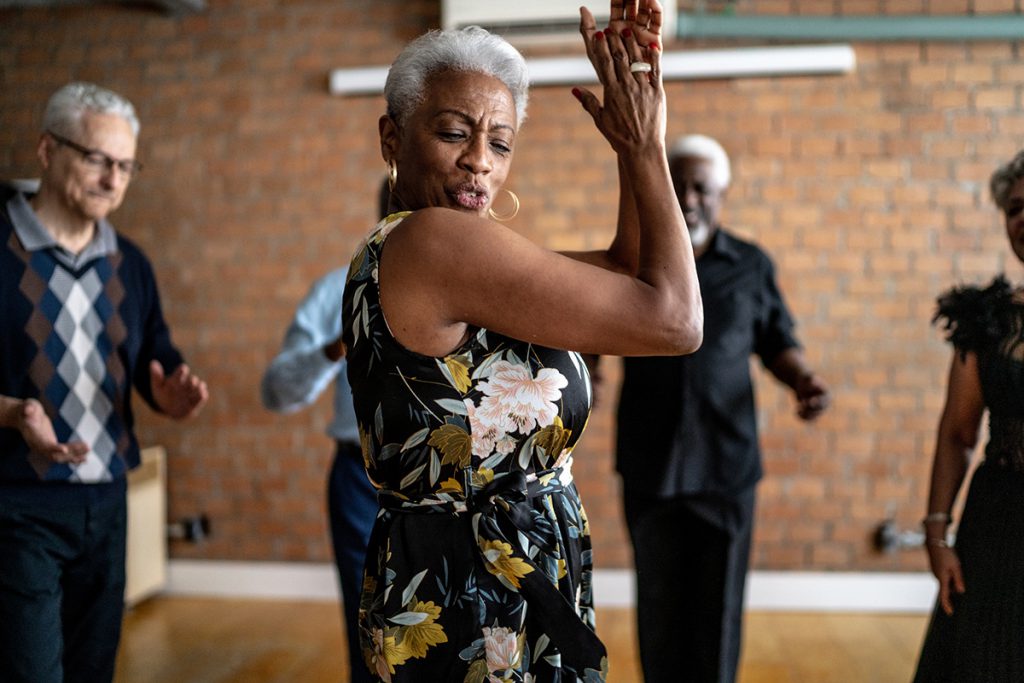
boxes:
[150,361,209,420]
[323,335,346,363]
[794,373,830,421]
[18,398,89,464]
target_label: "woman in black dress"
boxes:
[341,2,703,681]
[913,150,1024,682]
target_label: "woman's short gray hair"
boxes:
[668,134,731,189]
[43,82,140,138]
[990,150,1024,211]
[384,26,529,129]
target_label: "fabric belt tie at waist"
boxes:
[466,469,607,675]
[469,470,540,534]
[379,467,607,676]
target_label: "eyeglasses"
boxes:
[47,130,143,178]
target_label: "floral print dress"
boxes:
[341,212,608,683]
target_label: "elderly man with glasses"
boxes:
[0,81,208,683]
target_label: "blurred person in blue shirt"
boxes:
[259,181,390,683]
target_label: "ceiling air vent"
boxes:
[441,0,677,47]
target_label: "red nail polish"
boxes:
[595,30,604,40]
[622,28,632,38]
[650,42,659,50]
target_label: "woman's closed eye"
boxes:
[438,129,468,142]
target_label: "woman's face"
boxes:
[1004,176,1024,264]
[387,69,517,216]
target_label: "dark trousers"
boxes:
[624,489,755,683]
[0,482,127,683]
[328,441,378,683]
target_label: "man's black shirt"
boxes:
[616,227,800,499]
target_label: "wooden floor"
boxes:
[115,597,929,683]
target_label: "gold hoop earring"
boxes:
[387,160,397,193]
[487,189,520,222]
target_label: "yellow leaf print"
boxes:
[359,426,373,469]
[534,415,571,460]
[385,635,412,668]
[438,477,463,495]
[347,246,366,283]
[479,538,534,589]
[399,601,448,658]
[428,424,472,468]
[443,354,473,393]
[470,467,494,488]
[365,627,412,680]
[464,659,490,683]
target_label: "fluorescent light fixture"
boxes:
[328,44,855,97]
[328,66,389,97]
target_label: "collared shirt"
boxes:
[616,227,800,499]
[6,192,118,269]
[260,268,359,443]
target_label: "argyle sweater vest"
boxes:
[0,208,183,486]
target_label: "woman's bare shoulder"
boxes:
[387,207,521,260]
[396,207,496,234]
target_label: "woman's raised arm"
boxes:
[379,1,701,358]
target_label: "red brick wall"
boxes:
[2,1,1021,573]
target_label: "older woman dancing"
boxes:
[912,152,1024,682]
[341,1,702,680]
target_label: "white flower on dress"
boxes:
[477,361,568,434]
[465,399,504,457]
[493,434,517,456]
[482,625,520,673]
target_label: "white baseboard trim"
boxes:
[166,560,938,613]
[745,570,936,613]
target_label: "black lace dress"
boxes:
[913,277,1024,683]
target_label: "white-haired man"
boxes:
[615,134,830,683]
[0,82,207,683]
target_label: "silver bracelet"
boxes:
[926,537,950,549]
